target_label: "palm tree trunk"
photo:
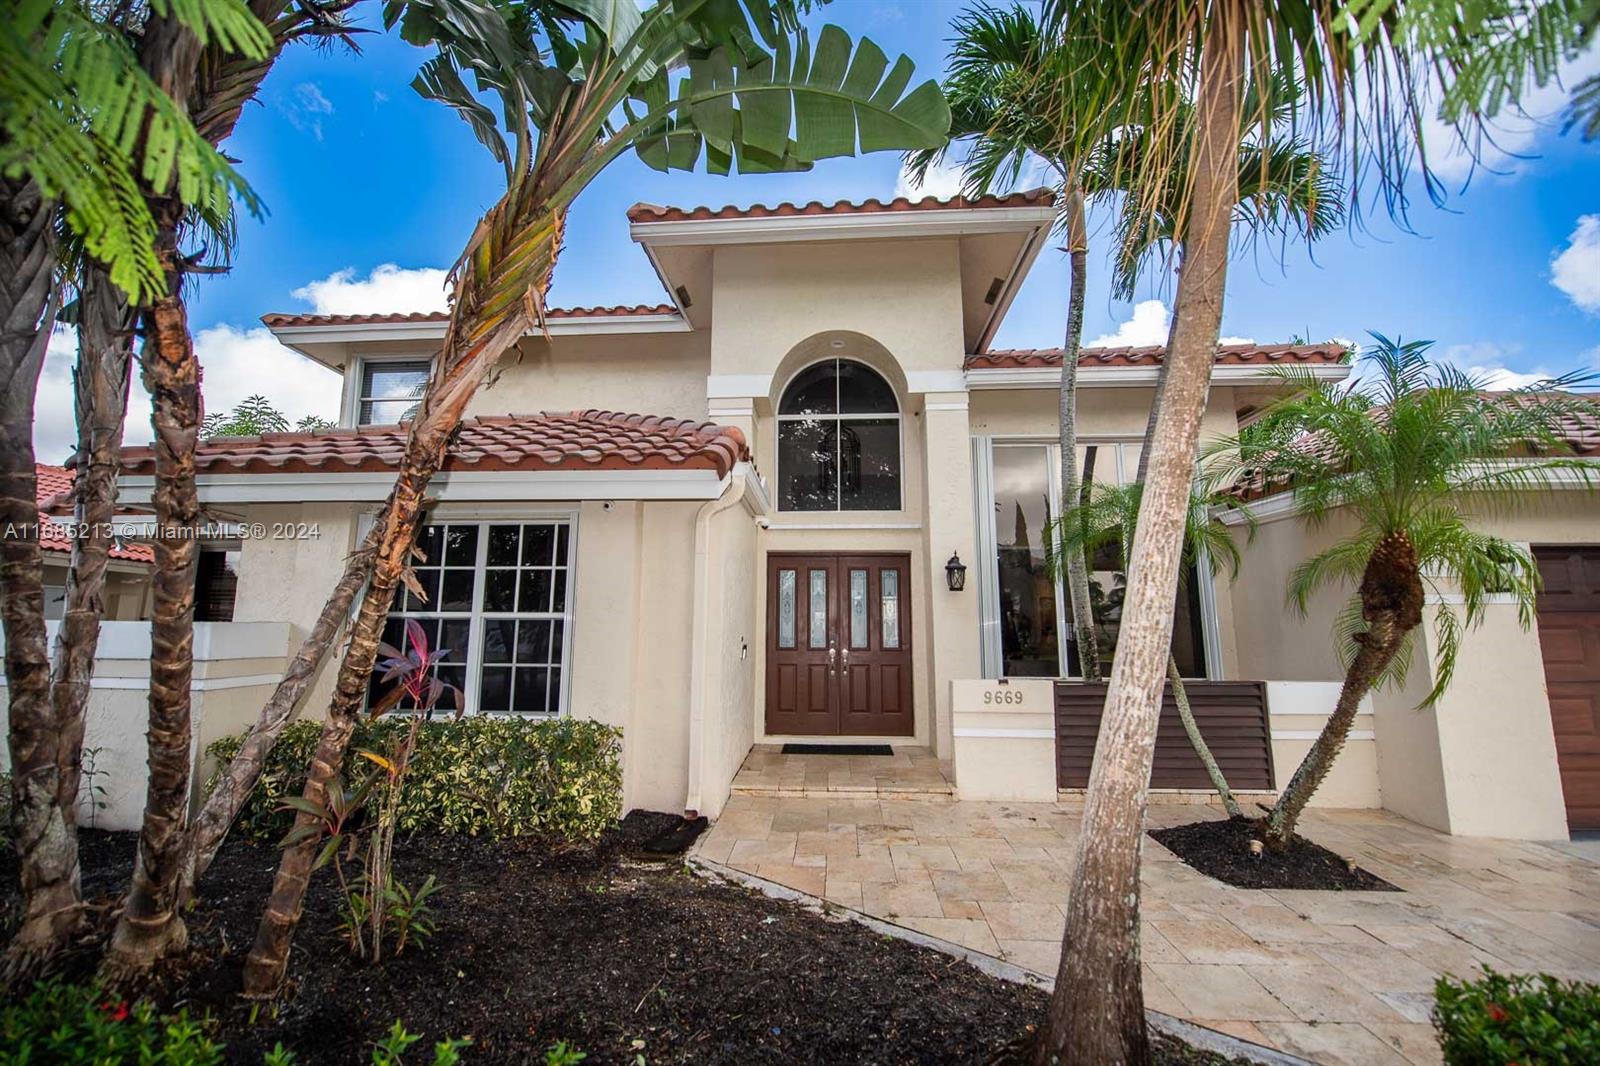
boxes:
[1,176,80,974]
[1168,655,1240,817]
[1058,183,1100,682]
[181,522,380,899]
[1264,532,1422,848]
[102,216,204,980]
[242,208,567,996]
[1036,9,1245,1063]
[51,265,135,836]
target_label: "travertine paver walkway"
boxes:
[696,787,1600,1066]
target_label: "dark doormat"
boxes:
[781,743,894,756]
[640,814,709,856]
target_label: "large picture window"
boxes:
[777,359,901,511]
[983,441,1210,679]
[367,519,573,715]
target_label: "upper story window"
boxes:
[357,359,430,426]
[777,359,901,511]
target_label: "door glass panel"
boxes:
[777,569,797,649]
[881,570,900,649]
[993,445,1060,677]
[849,569,868,648]
[808,569,828,649]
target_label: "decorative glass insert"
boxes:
[849,569,868,649]
[777,569,797,649]
[881,569,900,649]
[371,520,572,716]
[358,359,431,425]
[777,358,901,511]
[808,569,828,649]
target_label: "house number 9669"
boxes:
[982,688,1026,705]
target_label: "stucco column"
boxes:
[920,391,980,758]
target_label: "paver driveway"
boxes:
[695,790,1600,1066]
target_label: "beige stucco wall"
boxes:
[693,494,760,819]
[467,330,712,422]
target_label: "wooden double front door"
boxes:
[765,552,913,736]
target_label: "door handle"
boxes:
[827,646,837,675]
[841,647,850,672]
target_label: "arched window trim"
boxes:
[775,357,903,512]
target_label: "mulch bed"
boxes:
[8,814,1252,1064]
[1150,817,1400,891]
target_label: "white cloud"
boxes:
[291,263,449,315]
[895,158,966,201]
[1088,300,1170,347]
[1437,341,1555,389]
[32,324,341,465]
[1218,335,1257,345]
[280,81,335,141]
[1422,45,1600,184]
[1552,214,1600,314]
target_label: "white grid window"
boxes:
[357,359,431,426]
[368,520,573,716]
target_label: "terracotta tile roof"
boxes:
[34,465,154,564]
[260,304,677,330]
[626,188,1054,224]
[965,342,1352,371]
[120,411,751,481]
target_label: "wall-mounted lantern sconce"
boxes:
[945,551,967,592]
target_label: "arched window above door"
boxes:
[777,358,901,511]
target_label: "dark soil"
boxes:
[8,814,1252,1064]
[1151,817,1400,891]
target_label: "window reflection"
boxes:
[777,358,900,511]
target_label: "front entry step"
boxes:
[732,744,954,798]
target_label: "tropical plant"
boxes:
[1434,967,1600,1065]
[1048,480,1256,816]
[1207,335,1599,850]
[203,395,291,437]
[1027,0,1489,1060]
[241,0,949,995]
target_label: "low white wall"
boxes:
[1265,681,1382,808]
[950,678,1057,802]
[0,621,294,831]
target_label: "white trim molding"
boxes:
[966,363,1353,390]
[905,370,969,394]
[630,204,1059,248]
[270,312,691,352]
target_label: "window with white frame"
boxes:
[776,358,901,511]
[356,359,431,426]
[982,439,1211,680]
[367,520,573,715]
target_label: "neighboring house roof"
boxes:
[34,464,154,564]
[120,411,751,480]
[260,303,676,330]
[965,342,1351,371]
[625,188,1054,223]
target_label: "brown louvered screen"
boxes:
[1055,681,1274,790]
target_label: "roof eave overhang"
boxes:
[964,363,1354,390]
[628,204,1059,248]
[117,466,736,506]
[267,313,694,370]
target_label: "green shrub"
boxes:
[1434,968,1600,1065]
[0,978,223,1065]
[209,716,622,843]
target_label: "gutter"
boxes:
[683,463,761,816]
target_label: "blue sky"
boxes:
[33,0,1600,461]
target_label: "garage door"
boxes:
[1535,547,1600,831]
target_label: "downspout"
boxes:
[684,466,751,816]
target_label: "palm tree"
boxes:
[1048,480,1256,816]
[238,0,950,996]
[1207,336,1599,849]
[86,0,361,981]
[1,0,279,978]
[1028,2,1481,1061]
